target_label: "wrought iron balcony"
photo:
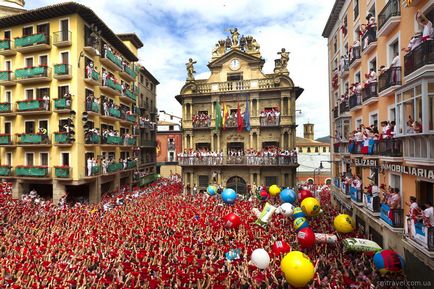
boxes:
[119,65,137,82]
[16,99,50,113]
[15,166,49,178]
[349,46,361,67]
[350,187,363,205]
[339,101,349,114]
[361,28,377,54]
[54,132,74,145]
[84,69,100,86]
[106,162,123,173]
[17,133,50,145]
[0,71,16,86]
[53,31,71,47]
[85,133,100,145]
[108,107,121,118]
[380,203,404,229]
[260,116,280,127]
[378,67,401,93]
[0,165,11,176]
[101,49,123,72]
[102,135,123,145]
[363,193,381,214]
[348,93,362,110]
[404,40,434,78]
[101,78,122,96]
[0,102,12,114]
[178,156,298,167]
[362,82,378,103]
[54,166,71,178]
[404,216,434,252]
[53,98,71,111]
[124,89,137,102]
[15,66,51,84]
[126,114,136,122]
[53,64,72,80]
[377,0,400,37]
[14,33,51,53]
[0,39,15,56]
[85,101,100,114]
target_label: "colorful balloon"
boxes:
[333,214,355,233]
[279,203,294,217]
[281,251,315,288]
[257,189,269,201]
[269,184,281,197]
[224,213,241,229]
[280,188,297,203]
[343,238,382,252]
[272,240,291,255]
[373,250,405,274]
[300,197,321,217]
[297,227,316,248]
[293,207,306,219]
[251,248,270,269]
[222,188,237,204]
[298,189,313,202]
[315,233,337,244]
[293,217,309,232]
[207,185,217,196]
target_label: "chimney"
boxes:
[303,123,314,140]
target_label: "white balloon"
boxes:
[279,203,294,217]
[251,248,270,269]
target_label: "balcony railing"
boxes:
[348,93,362,109]
[54,98,71,110]
[53,64,72,78]
[0,165,11,176]
[225,117,238,128]
[124,136,136,146]
[350,187,363,204]
[362,82,378,102]
[54,166,70,178]
[104,50,123,70]
[15,166,49,177]
[85,133,100,144]
[15,66,50,81]
[108,107,121,118]
[142,140,156,147]
[124,65,137,79]
[401,134,434,161]
[361,28,377,52]
[380,203,404,228]
[0,39,11,52]
[102,78,122,94]
[0,134,12,145]
[17,133,49,144]
[0,102,12,113]
[139,173,159,186]
[102,135,123,145]
[17,99,50,112]
[178,156,298,166]
[260,116,280,127]
[106,162,123,173]
[339,101,349,114]
[349,46,361,66]
[377,138,402,157]
[15,33,49,48]
[85,69,100,85]
[404,40,434,77]
[125,89,137,101]
[378,0,400,31]
[0,70,15,84]
[53,31,71,47]
[405,217,434,251]
[378,67,401,93]
[126,114,136,122]
[54,132,73,144]
[192,116,211,128]
[86,101,100,113]
[195,78,275,93]
[340,182,350,196]
[363,193,381,214]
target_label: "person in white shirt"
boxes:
[416,10,433,42]
[424,201,434,226]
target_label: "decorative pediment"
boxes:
[208,49,264,69]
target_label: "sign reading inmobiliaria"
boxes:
[381,163,434,180]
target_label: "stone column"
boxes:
[52,180,65,205]
[217,133,220,152]
[11,180,23,200]
[89,178,101,204]
[249,133,253,148]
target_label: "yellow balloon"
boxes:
[281,251,315,287]
[269,184,281,197]
[333,214,355,233]
[300,197,321,217]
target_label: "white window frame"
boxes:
[39,152,49,166]
[60,151,70,166]
[386,32,400,66]
[389,173,403,208]
[25,152,35,166]
[58,18,70,32]
[369,110,379,126]
[38,54,49,66]
[24,120,35,134]
[5,90,11,103]
[4,60,11,71]
[355,117,363,129]
[59,50,70,65]
[4,121,11,134]
[387,104,396,122]
[368,54,377,71]
[24,56,34,68]
[6,152,12,166]
[38,119,50,134]
[354,70,361,83]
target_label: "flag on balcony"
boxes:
[215,101,222,130]
[222,101,229,130]
[237,101,243,133]
[244,96,251,132]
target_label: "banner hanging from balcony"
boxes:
[381,163,434,180]
[244,95,251,132]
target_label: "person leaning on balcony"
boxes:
[388,188,401,209]
[401,32,422,53]
[406,196,419,218]
[87,157,93,177]
[42,94,50,111]
[423,201,434,226]
[416,10,433,42]
[86,61,94,79]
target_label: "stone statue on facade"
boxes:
[186,58,197,81]
[239,35,246,51]
[229,28,240,47]
[212,40,226,58]
[225,36,232,51]
[277,48,290,72]
[245,36,261,56]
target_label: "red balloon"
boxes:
[272,240,291,255]
[297,227,316,248]
[299,190,313,202]
[224,213,241,229]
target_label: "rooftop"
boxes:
[296,136,329,146]
[322,0,345,38]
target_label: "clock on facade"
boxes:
[229,58,240,71]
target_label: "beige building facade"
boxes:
[176,31,303,192]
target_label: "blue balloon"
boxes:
[207,185,217,196]
[280,188,297,204]
[222,188,237,204]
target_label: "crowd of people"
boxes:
[259,108,280,126]
[178,147,298,166]
[193,113,212,128]
[0,177,413,288]
[86,155,137,176]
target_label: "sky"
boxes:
[28,0,335,138]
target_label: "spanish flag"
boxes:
[222,101,229,129]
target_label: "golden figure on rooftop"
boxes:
[186,58,197,81]
[212,40,226,58]
[278,48,290,71]
[229,28,240,47]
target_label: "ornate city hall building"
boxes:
[176,30,303,192]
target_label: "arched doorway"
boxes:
[226,176,247,194]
